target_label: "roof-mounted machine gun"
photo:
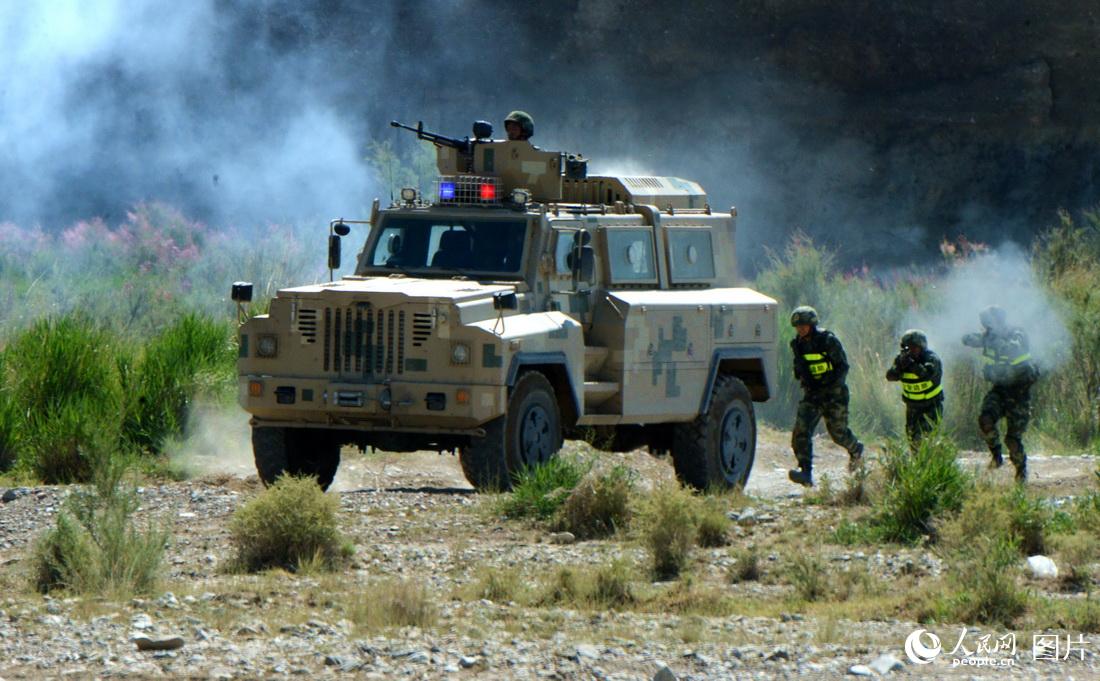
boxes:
[390,120,493,174]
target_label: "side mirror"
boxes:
[334,222,351,236]
[328,234,341,271]
[231,281,253,302]
[572,229,592,248]
[568,230,595,283]
[493,291,518,311]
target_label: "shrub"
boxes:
[537,559,636,609]
[228,475,350,572]
[497,455,589,521]
[469,567,523,603]
[728,546,760,583]
[875,429,970,543]
[943,534,1028,626]
[553,465,634,539]
[349,578,437,632]
[589,559,636,609]
[786,554,829,602]
[640,483,698,579]
[1054,532,1096,591]
[939,482,1052,558]
[694,496,732,548]
[30,456,166,595]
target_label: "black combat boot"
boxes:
[1014,461,1028,484]
[989,446,1004,469]
[848,442,864,472]
[788,466,813,487]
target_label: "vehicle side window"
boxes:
[554,229,578,274]
[667,228,716,281]
[606,228,657,283]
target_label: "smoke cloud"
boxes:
[0,1,379,228]
[907,244,1070,370]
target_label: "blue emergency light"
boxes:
[439,181,456,201]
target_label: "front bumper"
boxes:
[238,375,505,431]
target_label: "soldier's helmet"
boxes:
[900,329,928,350]
[504,110,534,139]
[979,305,1007,330]
[790,306,819,327]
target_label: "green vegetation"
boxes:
[228,475,352,573]
[552,464,635,539]
[875,431,971,543]
[30,455,166,595]
[496,454,589,521]
[640,483,699,579]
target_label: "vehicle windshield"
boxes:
[360,216,528,277]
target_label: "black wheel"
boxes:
[252,426,341,491]
[671,375,756,491]
[460,372,562,491]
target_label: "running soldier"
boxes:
[962,305,1038,483]
[788,306,865,487]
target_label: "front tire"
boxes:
[671,375,756,491]
[460,372,563,491]
[252,426,341,491]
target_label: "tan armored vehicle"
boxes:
[232,119,778,491]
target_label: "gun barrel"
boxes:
[390,119,469,152]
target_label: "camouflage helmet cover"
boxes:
[900,329,928,349]
[790,305,819,327]
[979,305,1006,329]
[504,110,534,138]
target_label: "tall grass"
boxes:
[875,429,971,543]
[0,312,236,482]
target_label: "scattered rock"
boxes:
[576,644,600,660]
[848,664,874,676]
[549,531,576,545]
[130,614,153,631]
[407,651,429,664]
[459,656,479,668]
[1,488,29,503]
[1027,555,1059,579]
[868,653,904,675]
[765,648,790,662]
[653,662,677,681]
[134,636,185,652]
[735,507,758,524]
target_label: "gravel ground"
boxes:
[0,424,1097,680]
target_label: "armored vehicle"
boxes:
[232,119,778,491]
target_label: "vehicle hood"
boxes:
[279,276,515,305]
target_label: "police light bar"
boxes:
[435,176,502,205]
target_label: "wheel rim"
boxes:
[720,403,752,482]
[520,403,554,466]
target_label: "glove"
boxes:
[897,354,916,371]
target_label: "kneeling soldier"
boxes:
[886,329,944,446]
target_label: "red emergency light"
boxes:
[479,183,496,201]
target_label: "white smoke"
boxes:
[0,0,378,227]
[908,244,1070,369]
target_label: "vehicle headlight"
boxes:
[451,342,470,365]
[257,334,278,358]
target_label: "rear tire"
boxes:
[671,375,756,491]
[460,372,562,491]
[252,426,341,491]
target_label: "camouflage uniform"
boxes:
[790,326,864,479]
[963,309,1038,481]
[885,342,944,446]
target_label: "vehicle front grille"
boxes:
[411,313,433,346]
[295,308,318,343]
[322,304,406,377]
